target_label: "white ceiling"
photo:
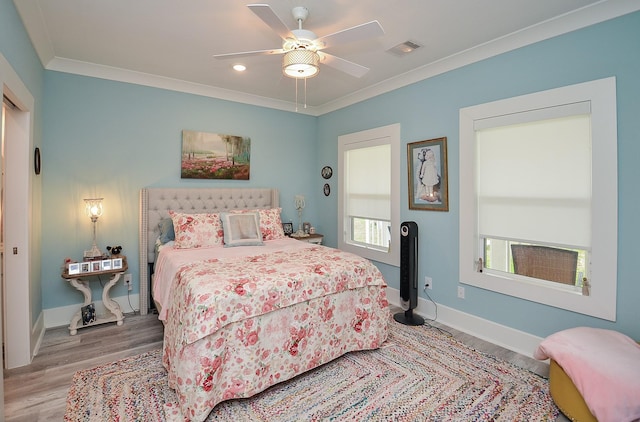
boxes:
[13,0,639,115]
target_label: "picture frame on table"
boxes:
[68,263,80,275]
[303,222,311,234]
[101,259,112,271]
[112,257,123,270]
[91,261,101,272]
[80,262,91,273]
[282,222,293,236]
[407,137,449,211]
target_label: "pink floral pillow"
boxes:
[168,211,224,249]
[232,207,285,240]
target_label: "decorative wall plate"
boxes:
[323,183,331,196]
[321,166,333,179]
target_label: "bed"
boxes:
[139,188,390,421]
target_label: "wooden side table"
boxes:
[62,257,128,335]
[291,233,323,245]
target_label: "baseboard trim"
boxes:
[43,294,140,329]
[31,312,45,359]
[387,287,543,359]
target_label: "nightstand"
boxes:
[291,233,323,245]
[62,256,128,335]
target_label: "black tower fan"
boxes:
[393,221,424,326]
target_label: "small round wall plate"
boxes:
[321,166,333,179]
[323,183,331,196]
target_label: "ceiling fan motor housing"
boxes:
[291,6,309,23]
[286,29,318,50]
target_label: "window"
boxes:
[459,78,617,321]
[338,124,401,266]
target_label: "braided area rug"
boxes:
[64,320,558,421]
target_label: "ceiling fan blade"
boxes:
[213,48,285,59]
[247,4,292,41]
[315,21,384,50]
[319,52,370,78]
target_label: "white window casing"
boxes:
[459,77,617,321]
[338,123,401,267]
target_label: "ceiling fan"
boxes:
[213,4,384,79]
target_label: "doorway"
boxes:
[2,94,33,370]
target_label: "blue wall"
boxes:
[317,11,640,339]
[41,72,317,308]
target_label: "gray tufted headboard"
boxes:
[138,187,279,314]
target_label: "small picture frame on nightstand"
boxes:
[112,257,123,269]
[282,222,293,236]
[101,259,112,271]
[303,222,311,234]
[68,263,80,275]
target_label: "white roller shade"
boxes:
[477,114,592,248]
[345,144,391,221]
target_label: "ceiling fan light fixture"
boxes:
[283,49,320,79]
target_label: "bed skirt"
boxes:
[163,285,389,421]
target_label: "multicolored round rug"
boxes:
[65,320,558,421]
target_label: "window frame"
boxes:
[459,77,617,321]
[338,123,401,267]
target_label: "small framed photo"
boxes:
[91,261,101,272]
[282,222,293,236]
[303,222,311,234]
[68,263,80,275]
[101,259,112,271]
[80,262,91,273]
[112,257,123,269]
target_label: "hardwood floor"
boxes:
[3,311,164,421]
[3,307,566,421]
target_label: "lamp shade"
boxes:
[84,198,103,220]
[283,50,319,79]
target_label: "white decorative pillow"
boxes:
[232,207,285,240]
[168,211,224,249]
[220,212,264,247]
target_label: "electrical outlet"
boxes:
[457,286,465,299]
[124,273,132,291]
[424,276,433,290]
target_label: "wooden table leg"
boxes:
[102,272,125,325]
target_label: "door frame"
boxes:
[1,52,37,371]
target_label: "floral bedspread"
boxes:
[165,245,387,346]
[161,244,389,421]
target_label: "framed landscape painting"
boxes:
[181,130,251,179]
[407,137,449,211]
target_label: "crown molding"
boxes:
[19,0,640,116]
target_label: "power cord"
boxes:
[126,290,138,314]
[421,287,453,337]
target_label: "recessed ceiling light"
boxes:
[233,64,246,72]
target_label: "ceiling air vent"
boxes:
[387,40,422,57]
